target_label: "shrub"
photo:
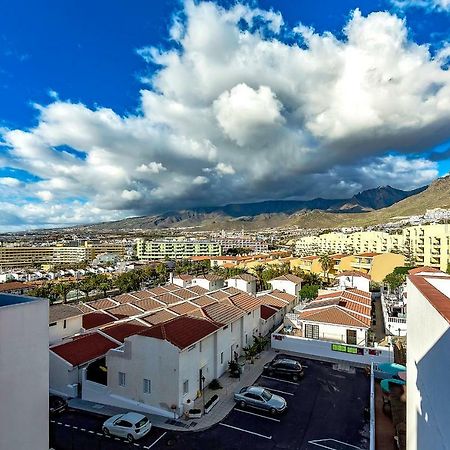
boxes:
[204,394,218,410]
[209,379,222,390]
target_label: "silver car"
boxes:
[234,386,287,415]
[102,412,151,442]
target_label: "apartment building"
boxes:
[211,238,268,253]
[136,239,222,261]
[406,268,450,450]
[0,293,49,450]
[351,253,405,282]
[296,225,450,271]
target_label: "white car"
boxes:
[102,412,152,442]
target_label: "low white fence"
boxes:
[271,330,393,367]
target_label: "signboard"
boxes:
[331,343,364,355]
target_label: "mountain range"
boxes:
[69,180,450,232]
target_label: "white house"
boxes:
[225,273,258,295]
[0,294,49,450]
[49,303,84,344]
[172,274,193,288]
[49,331,119,397]
[269,274,303,297]
[406,268,450,450]
[336,271,371,292]
[260,305,279,336]
[192,274,224,291]
[293,289,372,345]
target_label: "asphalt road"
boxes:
[50,356,370,450]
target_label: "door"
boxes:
[346,329,357,345]
[199,368,203,391]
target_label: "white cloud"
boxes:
[0,177,21,187]
[1,1,448,229]
[391,0,450,12]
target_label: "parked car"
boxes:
[263,358,304,381]
[102,412,152,442]
[49,395,67,416]
[234,386,287,415]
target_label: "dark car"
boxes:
[49,395,67,416]
[263,358,304,381]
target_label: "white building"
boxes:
[172,274,193,288]
[49,303,84,344]
[336,271,371,293]
[225,273,258,295]
[192,274,224,291]
[406,267,450,450]
[0,294,49,450]
[269,274,303,297]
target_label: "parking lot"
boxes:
[50,356,370,450]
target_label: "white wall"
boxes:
[271,331,392,367]
[214,318,242,377]
[226,278,256,295]
[0,297,49,450]
[270,279,300,297]
[49,315,83,344]
[106,336,181,415]
[49,351,79,397]
[406,279,450,450]
[337,275,370,293]
[300,320,368,346]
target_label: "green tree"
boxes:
[383,272,406,292]
[77,277,96,299]
[319,254,334,285]
[253,265,266,291]
[299,285,319,301]
[52,282,76,303]
[302,272,322,286]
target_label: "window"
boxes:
[63,319,67,329]
[183,380,189,395]
[220,352,224,364]
[49,322,57,327]
[143,378,151,394]
[118,372,126,387]
[346,329,357,345]
[199,341,202,352]
[231,323,233,332]
[245,334,248,344]
[305,324,319,340]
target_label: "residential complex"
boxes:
[211,237,269,253]
[406,267,450,449]
[295,224,450,271]
[136,239,222,261]
[0,293,49,450]
[0,241,126,268]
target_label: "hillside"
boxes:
[72,183,435,232]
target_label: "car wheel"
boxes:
[127,434,134,443]
[102,427,109,436]
[269,408,277,415]
[292,374,299,382]
[239,400,246,409]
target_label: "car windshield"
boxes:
[261,390,272,401]
[136,417,148,428]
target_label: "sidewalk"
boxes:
[69,348,278,432]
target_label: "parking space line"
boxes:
[309,439,363,450]
[88,430,95,434]
[64,424,70,428]
[96,433,103,436]
[261,375,298,385]
[72,426,78,430]
[146,431,167,449]
[50,420,55,423]
[234,408,281,422]
[220,423,272,439]
[133,444,140,447]
[263,387,294,396]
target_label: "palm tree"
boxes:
[53,282,75,303]
[253,265,265,292]
[319,254,334,285]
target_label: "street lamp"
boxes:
[201,375,206,413]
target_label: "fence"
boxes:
[370,362,375,450]
[381,293,407,336]
[271,327,393,367]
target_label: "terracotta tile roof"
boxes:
[87,298,118,310]
[187,285,208,295]
[187,308,206,319]
[227,273,258,282]
[169,301,201,316]
[194,274,224,282]
[261,305,278,320]
[101,322,149,343]
[82,311,117,330]
[271,274,303,283]
[203,299,245,325]
[130,297,164,312]
[76,303,96,314]
[130,290,154,300]
[113,293,138,304]
[408,266,442,275]
[50,332,118,366]
[409,272,450,324]
[106,303,144,319]
[355,252,380,257]
[189,256,212,261]
[315,291,342,301]
[146,286,168,296]
[191,295,218,307]
[139,316,220,350]
[337,271,371,280]
[208,290,231,300]
[222,286,242,295]
[299,306,369,328]
[155,292,184,305]
[174,274,193,281]
[300,255,319,260]
[269,289,297,304]
[162,283,180,291]
[171,288,198,300]
[229,292,262,312]
[49,304,84,323]
[258,293,287,309]
[0,281,27,292]
[140,309,178,325]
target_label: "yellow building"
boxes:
[351,252,405,282]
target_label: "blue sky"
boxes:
[1,0,450,230]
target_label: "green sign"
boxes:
[331,343,362,355]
